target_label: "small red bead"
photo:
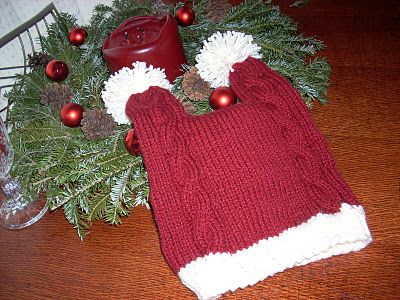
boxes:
[125,128,141,156]
[209,86,238,110]
[60,103,84,127]
[175,6,195,27]
[46,60,69,82]
[68,27,88,46]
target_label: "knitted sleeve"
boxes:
[125,57,371,300]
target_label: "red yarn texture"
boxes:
[125,57,359,273]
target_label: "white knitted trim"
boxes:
[178,203,372,300]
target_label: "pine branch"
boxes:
[50,163,126,209]
[64,198,89,239]
[6,0,330,238]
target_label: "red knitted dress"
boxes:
[125,57,371,300]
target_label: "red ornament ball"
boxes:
[68,27,88,46]
[60,103,84,127]
[125,128,141,156]
[209,86,238,110]
[175,6,195,26]
[45,60,69,82]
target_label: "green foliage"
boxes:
[7,0,329,238]
[182,0,330,103]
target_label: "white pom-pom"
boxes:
[101,61,172,124]
[195,31,262,88]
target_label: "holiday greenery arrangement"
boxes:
[6,0,330,238]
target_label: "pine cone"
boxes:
[151,0,171,15]
[181,100,196,114]
[206,0,231,23]
[40,83,73,110]
[182,67,211,101]
[27,52,52,70]
[81,109,116,140]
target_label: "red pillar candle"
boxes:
[102,14,187,83]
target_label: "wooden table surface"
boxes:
[1,0,399,299]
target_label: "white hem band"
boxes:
[178,203,372,300]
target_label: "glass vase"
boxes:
[0,118,47,229]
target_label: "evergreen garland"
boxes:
[6,0,330,238]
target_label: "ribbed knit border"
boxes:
[178,203,372,300]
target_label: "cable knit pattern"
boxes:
[125,57,372,300]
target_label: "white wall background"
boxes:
[0,0,113,121]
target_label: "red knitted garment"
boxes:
[125,57,371,300]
